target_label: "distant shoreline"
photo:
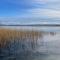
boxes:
[0,24,60,26]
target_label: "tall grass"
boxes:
[0,28,43,48]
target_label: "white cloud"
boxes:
[47,0,60,10]
[0,0,60,24]
[32,0,60,18]
[32,8,60,18]
[48,0,60,3]
[33,0,47,4]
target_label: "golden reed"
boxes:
[0,28,43,48]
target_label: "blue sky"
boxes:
[0,0,60,24]
[0,0,32,17]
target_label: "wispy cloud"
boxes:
[32,8,60,18]
[32,0,60,19]
[0,0,60,24]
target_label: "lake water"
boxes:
[0,26,60,60]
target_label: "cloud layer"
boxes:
[0,0,60,24]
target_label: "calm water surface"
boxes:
[0,26,60,60]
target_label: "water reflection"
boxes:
[0,26,60,60]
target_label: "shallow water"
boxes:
[0,26,60,60]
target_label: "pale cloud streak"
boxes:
[0,0,60,24]
[32,8,60,18]
[32,0,60,19]
[33,0,47,4]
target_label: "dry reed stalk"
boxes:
[0,28,43,48]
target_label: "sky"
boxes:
[0,0,60,24]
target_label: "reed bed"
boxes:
[0,28,43,48]
[0,28,56,59]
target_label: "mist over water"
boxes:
[0,26,60,60]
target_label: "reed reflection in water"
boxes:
[0,26,60,60]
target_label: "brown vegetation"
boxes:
[0,28,43,48]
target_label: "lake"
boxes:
[0,26,60,60]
